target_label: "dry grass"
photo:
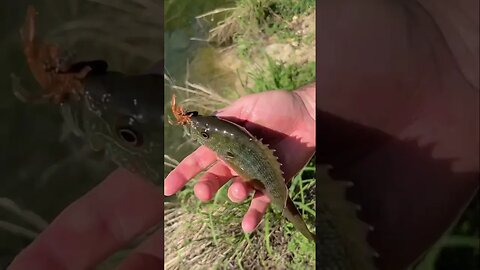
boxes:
[167,73,232,113]
[164,168,316,269]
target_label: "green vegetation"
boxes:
[201,0,315,57]
[414,195,479,270]
[164,161,316,269]
[248,57,315,93]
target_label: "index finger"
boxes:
[164,146,218,196]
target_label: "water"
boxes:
[164,0,234,166]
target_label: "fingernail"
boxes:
[164,185,173,196]
[242,215,259,233]
[228,184,246,203]
[242,219,254,233]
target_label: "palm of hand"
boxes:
[216,89,316,180]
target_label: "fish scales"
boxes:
[206,124,285,204]
[186,114,315,240]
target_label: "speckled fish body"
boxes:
[187,115,316,240]
[18,4,165,183]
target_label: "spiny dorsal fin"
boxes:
[221,116,290,215]
[251,135,289,210]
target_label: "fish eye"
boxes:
[117,127,143,146]
[201,131,209,139]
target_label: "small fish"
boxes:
[172,95,316,240]
[16,5,164,183]
[78,72,164,182]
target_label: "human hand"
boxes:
[164,84,315,233]
[316,1,478,269]
[8,169,163,270]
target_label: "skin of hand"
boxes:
[164,85,316,232]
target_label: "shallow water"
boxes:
[164,0,233,167]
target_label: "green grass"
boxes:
[199,0,315,57]
[413,195,479,270]
[164,160,316,269]
[233,0,314,57]
[248,56,315,93]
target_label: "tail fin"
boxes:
[282,196,316,241]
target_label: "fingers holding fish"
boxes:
[164,146,218,196]
[194,162,234,202]
[228,177,254,203]
[241,191,271,233]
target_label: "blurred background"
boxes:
[0,0,161,267]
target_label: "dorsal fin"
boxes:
[251,135,289,209]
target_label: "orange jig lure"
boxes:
[17,6,91,104]
[171,94,193,125]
